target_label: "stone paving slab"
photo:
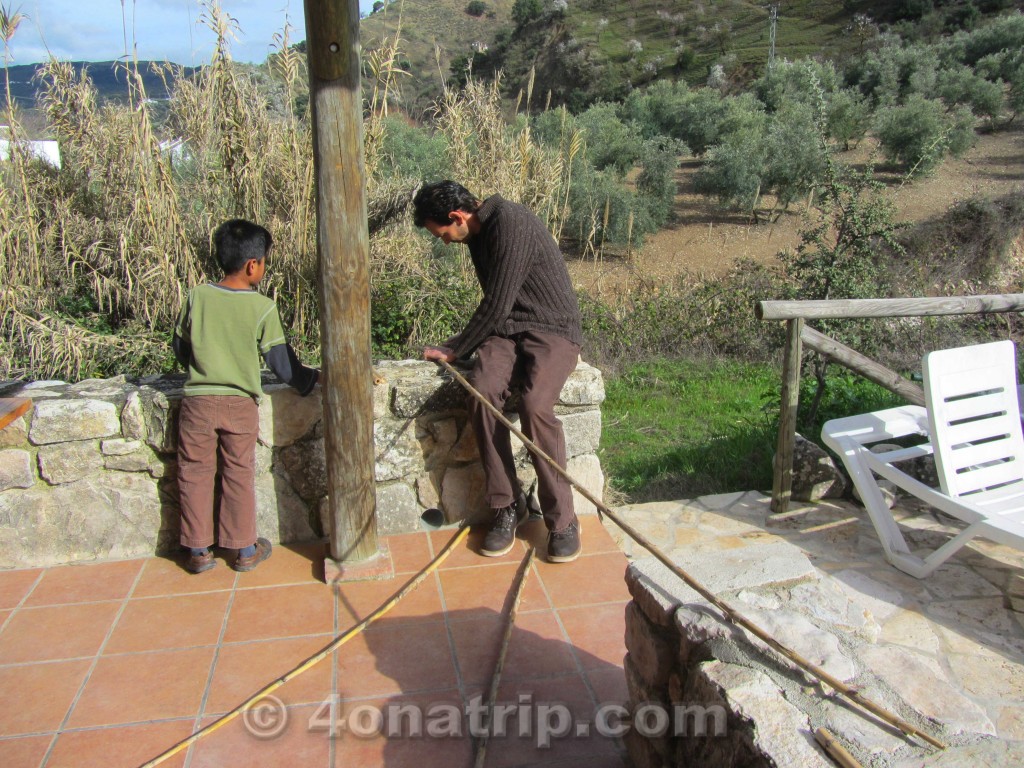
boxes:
[606,491,1024,767]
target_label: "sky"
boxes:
[3,0,377,67]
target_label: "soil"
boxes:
[567,121,1024,298]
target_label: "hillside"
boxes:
[2,60,199,110]
[568,121,1024,296]
[359,0,515,114]
[361,0,897,112]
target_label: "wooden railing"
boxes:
[756,293,1024,514]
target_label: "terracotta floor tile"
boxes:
[438,562,551,620]
[335,572,444,627]
[535,552,631,608]
[487,675,622,768]
[223,584,335,643]
[0,601,122,663]
[429,526,531,570]
[532,753,630,767]
[558,604,628,670]
[384,532,433,574]
[579,514,624,554]
[233,540,326,588]
[0,609,9,630]
[46,719,193,768]
[447,615,505,687]
[336,619,457,700]
[190,703,330,768]
[586,667,629,708]
[0,660,91,735]
[0,569,42,609]
[23,559,143,606]
[0,733,52,768]
[104,592,231,654]
[501,612,579,682]
[450,611,577,688]
[67,646,215,728]
[132,554,237,597]
[205,635,335,714]
[331,692,472,768]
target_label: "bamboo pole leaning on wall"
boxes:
[305,0,379,564]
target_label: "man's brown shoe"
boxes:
[186,550,216,574]
[234,537,272,572]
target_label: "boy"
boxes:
[173,219,319,574]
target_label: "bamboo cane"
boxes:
[437,359,946,751]
[474,547,536,768]
[139,525,471,768]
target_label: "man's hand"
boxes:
[423,345,456,363]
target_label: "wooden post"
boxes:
[304,0,379,564]
[772,318,803,514]
[800,326,925,406]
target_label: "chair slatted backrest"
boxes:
[923,340,1024,501]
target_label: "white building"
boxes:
[0,125,62,168]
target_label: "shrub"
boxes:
[635,136,684,227]
[511,0,543,26]
[874,94,976,174]
[693,112,768,212]
[576,102,643,175]
[826,88,870,149]
[465,0,488,16]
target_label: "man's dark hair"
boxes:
[213,219,273,274]
[412,180,482,227]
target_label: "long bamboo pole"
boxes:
[437,359,946,751]
[474,547,535,768]
[139,525,471,767]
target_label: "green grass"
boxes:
[599,357,908,503]
[600,357,779,501]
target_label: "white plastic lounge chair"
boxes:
[821,340,1024,578]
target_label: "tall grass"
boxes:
[0,0,597,382]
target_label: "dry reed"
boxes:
[0,0,584,382]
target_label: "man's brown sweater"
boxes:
[445,195,583,359]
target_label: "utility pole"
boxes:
[303,0,380,571]
[768,4,779,71]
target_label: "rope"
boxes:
[437,359,946,751]
[139,524,471,767]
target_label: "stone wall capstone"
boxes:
[0,360,605,568]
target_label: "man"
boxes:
[412,180,584,563]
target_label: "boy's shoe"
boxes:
[186,550,216,574]
[547,521,581,563]
[234,537,273,572]
[481,503,527,557]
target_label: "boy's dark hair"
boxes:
[412,180,482,227]
[213,219,273,274]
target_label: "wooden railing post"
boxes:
[772,318,803,514]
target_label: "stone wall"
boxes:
[0,360,605,568]
[618,492,1024,768]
